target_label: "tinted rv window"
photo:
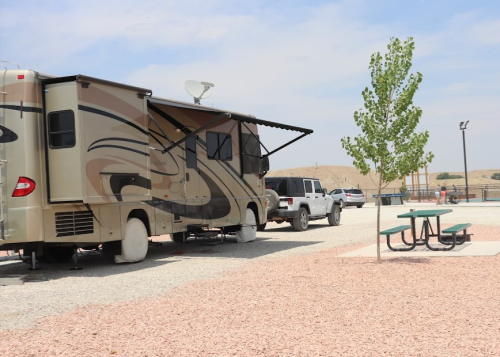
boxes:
[242,133,262,174]
[48,110,76,148]
[207,132,232,160]
[186,136,197,169]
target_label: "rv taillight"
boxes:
[12,177,36,197]
[17,75,25,80]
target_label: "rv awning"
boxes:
[147,97,313,157]
[148,97,312,135]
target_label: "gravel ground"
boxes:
[1,203,500,356]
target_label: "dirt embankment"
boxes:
[268,165,500,191]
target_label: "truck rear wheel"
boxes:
[292,207,309,231]
[114,218,148,263]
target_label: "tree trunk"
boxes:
[376,169,384,263]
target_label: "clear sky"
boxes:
[1,0,499,173]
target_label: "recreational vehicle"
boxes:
[0,63,312,265]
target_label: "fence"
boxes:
[361,184,500,203]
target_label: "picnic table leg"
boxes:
[425,220,457,251]
[415,220,426,245]
[401,216,417,246]
[386,217,417,251]
[386,230,417,251]
[441,229,468,246]
[428,217,435,236]
[436,216,443,243]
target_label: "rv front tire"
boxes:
[114,218,149,264]
[236,208,257,242]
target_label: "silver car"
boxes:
[329,188,365,208]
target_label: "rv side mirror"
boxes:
[259,156,270,178]
[323,188,327,195]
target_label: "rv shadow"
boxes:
[263,224,336,232]
[0,238,321,281]
[0,253,178,281]
[152,237,323,260]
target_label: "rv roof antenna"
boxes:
[184,80,214,105]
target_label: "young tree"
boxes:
[341,37,434,263]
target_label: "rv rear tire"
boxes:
[114,218,148,264]
[236,208,257,242]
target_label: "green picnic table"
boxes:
[381,209,470,251]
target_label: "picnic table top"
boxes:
[397,209,453,218]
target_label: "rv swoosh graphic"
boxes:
[0,125,18,143]
[143,170,232,220]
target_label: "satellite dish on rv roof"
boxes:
[185,80,214,105]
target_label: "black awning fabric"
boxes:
[147,97,313,135]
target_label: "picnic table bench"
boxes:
[380,225,414,251]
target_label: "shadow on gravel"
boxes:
[138,237,322,261]
[0,237,321,282]
[382,257,432,264]
[263,224,340,232]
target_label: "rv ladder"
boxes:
[0,159,8,240]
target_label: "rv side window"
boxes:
[186,136,197,169]
[207,132,232,160]
[48,110,76,148]
[241,133,262,174]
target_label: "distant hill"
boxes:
[267,165,500,191]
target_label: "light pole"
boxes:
[459,121,469,202]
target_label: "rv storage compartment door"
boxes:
[45,82,84,202]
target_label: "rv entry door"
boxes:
[44,81,84,202]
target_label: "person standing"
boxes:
[435,185,441,205]
[441,183,447,205]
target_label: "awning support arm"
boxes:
[161,112,231,154]
[265,132,310,157]
[241,121,271,155]
[147,113,174,151]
